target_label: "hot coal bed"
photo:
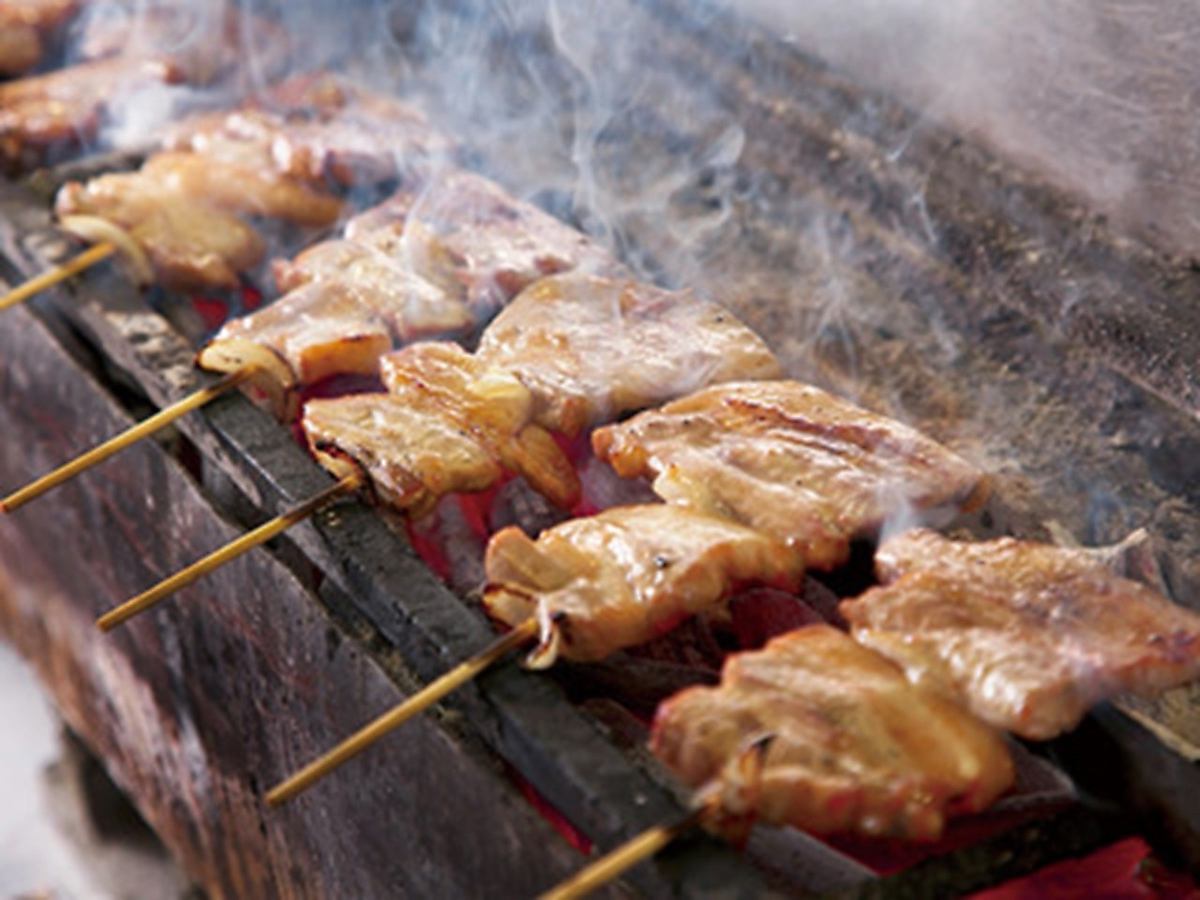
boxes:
[2,0,1199,897]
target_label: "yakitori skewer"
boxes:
[265,374,988,801]
[3,161,619,514]
[95,471,361,632]
[98,271,777,632]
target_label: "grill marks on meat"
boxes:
[840,529,1200,739]
[593,381,986,569]
[293,273,775,515]
[483,505,804,667]
[651,625,1015,842]
[0,0,78,76]
[200,172,623,417]
[477,275,782,436]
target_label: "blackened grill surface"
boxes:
[2,0,1200,894]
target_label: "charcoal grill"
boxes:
[1,0,1199,896]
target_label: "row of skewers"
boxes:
[4,41,1200,900]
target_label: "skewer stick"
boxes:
[537,809,704,900]
[0,242,115,312]
[96,471,363,632]
[2,369,254,513]
[266,616,541,806]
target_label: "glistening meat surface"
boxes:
[483,504,804,667]
[593,380,987,569]
[840,528,1200,739]
[651,625,1014,842]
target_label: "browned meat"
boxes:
[477,275,783,436]
[484,505,804,667]
[340,170,625,315]
[303,343,579,517]
[165,73,454,187]
[0,0,79,76]
[1,5,289,173]
[55,167,266,290]
[840,529,1200,739]
[201,171,617,416]
[138,152,342,225]
[0,57,157,173]
[651,625,1014,842]
[304,392,499,519]
[593,381,987,569]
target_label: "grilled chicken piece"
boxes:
[478,275,782,436]
[0,57,157,173]
[340,170,624,316]
[0,0,79,76]
[651,625,1014,842]
[165,73,453,187]
[593,381,987,569]
[483,505,804,668]
[303,343,579,517]
[201,172,617,416]
[55,168,266,290]
[840,529,1200,740]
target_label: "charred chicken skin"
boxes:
[840,528,1200,739]
[484,504,805,668]
[651,625,1014,842]
[593,380,986,569]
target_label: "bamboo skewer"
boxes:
[0,242,116,312]
[538,809,704,900]
[95,471,363,632]
[2,369,254,513]
[265,616,541,806]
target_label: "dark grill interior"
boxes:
[1,0,1198,896]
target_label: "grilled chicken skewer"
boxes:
[840,528,1200,739]
[302,273,780,516]
[97,272,779,627]
[543,530,1200,896]
[593,380,988,570]
[269,374,985,801]
[199,170,624,419]
[540,625,1016,900]
[267,503,805,804]
[2,167,617,511]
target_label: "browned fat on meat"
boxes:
[335,170,626,314]
[164,73,455,187]
[651,625,1014,843]
[55,166,268,291]
[0,58,147,174]
[593,381,987,570]
[840,529,1200,740]
[0,0,78,76]
[477,274,783,436]
[483,504,805,668]
[202,171,622,418]
[303,342,579,517]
